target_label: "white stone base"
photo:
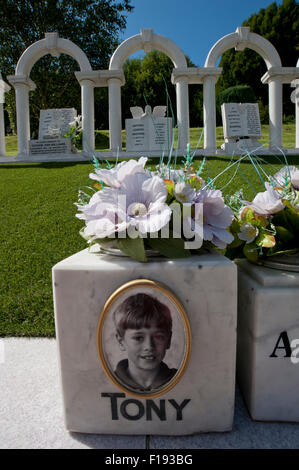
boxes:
[221,138,262,154]
[236,260,299,422]
[52,249,237,435]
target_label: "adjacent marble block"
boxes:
[236,260,299,422]
[52,249,237,435]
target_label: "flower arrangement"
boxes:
[226,165,299,262]
[64,115,82,152]
[76,153,234,262]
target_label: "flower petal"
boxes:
[205,205,234,228]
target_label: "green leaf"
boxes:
[267,248,299,257]
[147,237,190,258]
[117,237,147,262]
[275,226,294,242]
[243,243,259,262]
[225,245,245,260]
[79,227,91,241]
[285,207,299,233]
[227,234,243,249]
[256,232,276,248]
[230,218,241,233]
[240,207,255,222]
[282,199,298,213]
[252,215,267,229]
[272,209,293,232]
[79,228,115,245]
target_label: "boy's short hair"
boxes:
[114,293,172,338]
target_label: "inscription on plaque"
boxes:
[29,138,71,155]
[221,103,261,138]
[126,105,172,152]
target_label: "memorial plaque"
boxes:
[126,121,147,151]
[126,116,172,152]
[150,118,172,151]
[221,103,261,139]
[29,138,71,155]
[39,108,76,139]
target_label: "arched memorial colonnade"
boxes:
[3,27,299,157]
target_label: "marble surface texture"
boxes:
[52,249,237,435]
[237,260,299,422]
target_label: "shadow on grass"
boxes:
[0,161,92,170]
[1,154,298,171]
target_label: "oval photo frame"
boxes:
[97,279,191,398]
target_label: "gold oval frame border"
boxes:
[96,279,192,399]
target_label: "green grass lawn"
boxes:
[0,126,298,337]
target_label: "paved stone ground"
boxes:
[0,338,299,449]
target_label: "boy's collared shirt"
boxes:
[114,359,177,392]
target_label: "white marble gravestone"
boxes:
[221,103,261,153]
[126,105,172,152]
[52,249,237,435]
[29,108,76,155]
[236,259,299,422]
[38,108,76,139]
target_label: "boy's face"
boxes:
[117,325,171,372]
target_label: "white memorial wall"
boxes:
[5,28,299,159]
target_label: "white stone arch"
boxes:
[107,29,189,152]
[203,27,283,152]
[8,32,94,155]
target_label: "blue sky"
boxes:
[120,0,283,66]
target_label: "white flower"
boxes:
[69,115,82,128]
[76,172,171,239]
[174,182,196,203]
[273,166,299,190]
[189,188,234,249]
[238,223,259,244]
[245,182,285,216]
[89,157,148,188]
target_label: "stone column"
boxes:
[108,78,122,151]
[15,83,31,156]
[175,77,189,152]
[203,75,216,153]
[81,79,95,154]
[268,78,282,149]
